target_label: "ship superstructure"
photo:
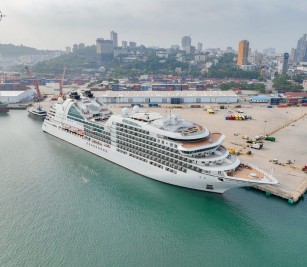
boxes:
[42,90,278,193]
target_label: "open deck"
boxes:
[228,162,277,184]
[177,124,204,135]
[231,164,265,181]
[180,133,223,149]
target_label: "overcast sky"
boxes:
[0,0,307,52]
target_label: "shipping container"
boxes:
[270,98,280,105]
[141,85,149,91]
[171,98,182,104]
[148,103,159,107]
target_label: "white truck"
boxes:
[251,143,263,149]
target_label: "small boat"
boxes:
[27,105,47,119]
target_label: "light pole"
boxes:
[0,11,5,21]
[264,120,267,136]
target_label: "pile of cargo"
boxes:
[225,114,252,120]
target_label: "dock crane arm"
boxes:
[25,66,42,101]
[59,67,66,96]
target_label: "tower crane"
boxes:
[25,66,43,101]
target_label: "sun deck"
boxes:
[180,133,223,149]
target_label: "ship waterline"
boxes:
[42,90,277,193]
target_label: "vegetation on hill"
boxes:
[5,44,262,80]
[110,53,189,77]
[32,45,97,75]
[0,44,47,57]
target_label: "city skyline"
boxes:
[1,0,307,52]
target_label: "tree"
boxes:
[273,75,304,92]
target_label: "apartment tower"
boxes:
[237,40,249,65]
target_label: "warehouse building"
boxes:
[97,91,238,104]
[250,95,270,103]
[0,90,35,103]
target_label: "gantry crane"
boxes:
[25,66,43,101]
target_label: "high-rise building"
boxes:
[197,42,203,53]
[110,31,118,47]
[294,34,307,63]
[170,45,180,51]
[282,53,289,74]
[263,48,276,56]
[65,46,71,53]
[96,38,114,64]
[237,40,249,65]
[289,48,295,64]
[186,46,196,55]
[122,41,128,48]
[181,36,191,51]
[129,41,137,48]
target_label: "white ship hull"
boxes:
[43,121,256,193]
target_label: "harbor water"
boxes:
[1,111,307,266]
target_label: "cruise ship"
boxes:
[42,90,278,193]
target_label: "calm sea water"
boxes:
[1,111,307,267]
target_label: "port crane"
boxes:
[59,67,66,99]
[51,67,66,100]
[25,66,43,101]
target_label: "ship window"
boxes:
[68,106,84,119]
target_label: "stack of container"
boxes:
[270,98,280,105]
[182,84,189,91]
[111,84,120,91]
[174,84,182,91]
[141,84,149,91]
[301,98,307,106]
[196,84,205,91]
[131,84,141,91]
[225,114,252,120]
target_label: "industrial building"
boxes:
[249,95,270,103]
[97,91,238,104]
[0,90,35,103]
